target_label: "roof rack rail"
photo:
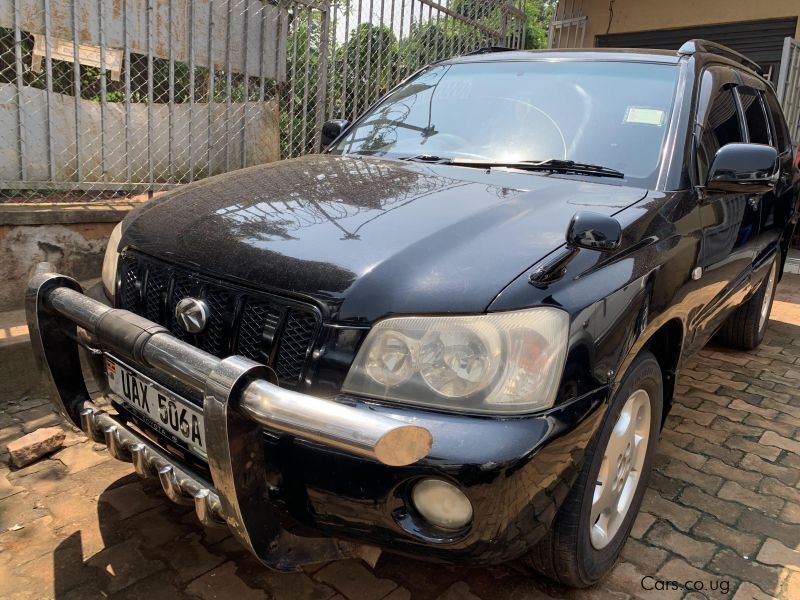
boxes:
[465,46,514,55]
[678,39,762,74]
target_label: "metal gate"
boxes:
[547,0,586,49]
[777,36,800,145]
[279,0,529,158]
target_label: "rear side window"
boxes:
[765,91,792,154]
[738,89,771,145]
[697,88,743,182]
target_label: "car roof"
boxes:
[443,47,770,82]
[443,48,682,65]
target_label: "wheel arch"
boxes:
[639,318,684,425]
[612,279,687,425]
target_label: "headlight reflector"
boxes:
[342,307,569,414]
[418,325,500,398]
[364,330,417,387]
[101,222,123,301]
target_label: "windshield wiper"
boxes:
[399,154,451,163]
[397,155,625,178]
[448,158,625,179]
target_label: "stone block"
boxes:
[7,427,65,468]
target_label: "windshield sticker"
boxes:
[624,107,666,126]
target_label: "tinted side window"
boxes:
[765,90,792,154]
[739,89,771,145]
[698,88,743,182]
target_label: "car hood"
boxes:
[122,154,648,322]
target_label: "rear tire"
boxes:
[718,256,779,351]
[525,351,662,588]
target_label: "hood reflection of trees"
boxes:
[210,155,486,242]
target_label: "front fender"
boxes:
[489,190,701,410]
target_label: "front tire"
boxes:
[718,255,779,351]
[526,351,663,588]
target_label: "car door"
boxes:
[693,67,761,340]
[735,80,781,270]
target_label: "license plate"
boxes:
[104,356,207,460]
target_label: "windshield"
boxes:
[331,60,679,187]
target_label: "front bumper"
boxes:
[27,265,608,568]
[26,265,430,570]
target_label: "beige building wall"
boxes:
[573,0,800,46]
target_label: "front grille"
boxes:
[275,312,319,381]
[117,251,320,388]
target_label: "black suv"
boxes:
[27,40,799,587]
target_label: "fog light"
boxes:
[411,479,473,530]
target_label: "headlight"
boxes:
[342,307,569,414]
[101,222,123,301]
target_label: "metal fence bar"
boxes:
[387,0,395,84]
[260,1,268,104]
[400,0,408,78]
[325,0,336,121]
[207,0,215,177]
[168,0,175,181]
[287,7,299,157]
[435,2,444,55]
[12,0,27,181]
[341,0,351,117]
[123,0,132,182]
[299,8,312,154]
[364,0,374,111]
[71,0,82,182]
[188,0,196,182]
[224,0,233,172]
[98,0,108,181]
[326,0,337,121]
[313,6,330,153]
[241,0,251,167]
[355,0,364,116]
[377,0,385,100]
[446,3,456,57]
[42,0,56,181]
[147,0,155,186]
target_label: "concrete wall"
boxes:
[574,0,800,47]
[0,203,136,312]
[0,86,282,185]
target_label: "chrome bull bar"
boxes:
[25,264,431,570]
[82,406,226,527]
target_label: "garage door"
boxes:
[596,18,798,80]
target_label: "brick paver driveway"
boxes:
[2,278,800,599]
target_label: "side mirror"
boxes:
[566,212,622,252]
[321,119,350,149]
[530,211,621,286]
[706,143,779,193]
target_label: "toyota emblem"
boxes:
[175,297,210,334]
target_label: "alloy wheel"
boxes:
[590,388,651,550]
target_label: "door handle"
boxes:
[747,195,760,210]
